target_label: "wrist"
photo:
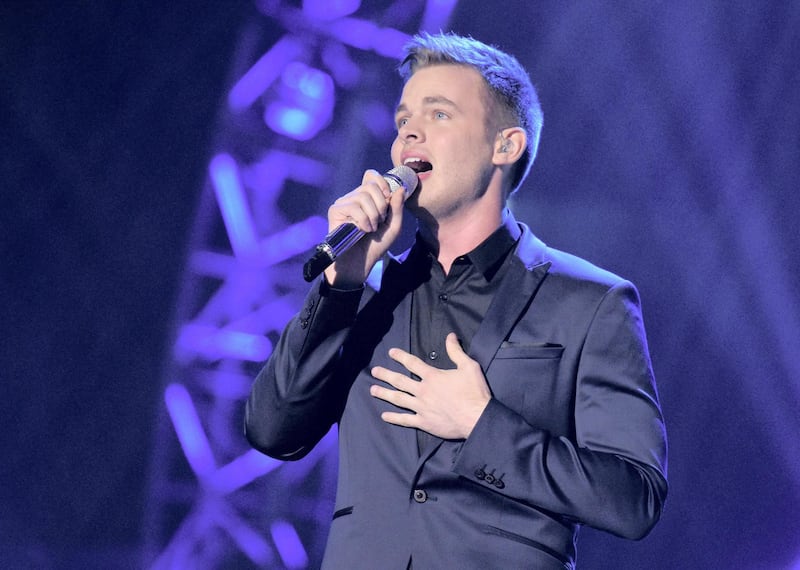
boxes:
[463,397,491,439]
[323,265,366,290]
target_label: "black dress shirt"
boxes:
[407,210,521,451]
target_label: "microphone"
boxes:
[303,165,419,282]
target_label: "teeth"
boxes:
[404,157,423,164]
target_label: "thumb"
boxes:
[380,183,407,238]
[444,332,470,365]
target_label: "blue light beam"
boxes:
[303,0,361,21]
[270,520,309,569]
[176,324,273,362]
[210,153,258,259]
[208,449,283,495]
[228,35,304,112]
[257,216,327,267]
[165,383,216,478]
[420,0,459,32]
[265,63,334,141]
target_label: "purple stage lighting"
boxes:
[303,0,360,21]
[257,216,327,267]
[327,18,409,58]
[210,153,258,258]
[165,383,216,478]
[177,324,273,362]
[228,36,304,112]
[270,520,309,569]
[208,449,283,495]
[265,63,334,141]
[420,0,458,32]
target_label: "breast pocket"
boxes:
[494,341,564,360]
[486,342,569,432]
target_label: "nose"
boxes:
[398,118,423,144]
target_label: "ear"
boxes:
[492,127,527,166]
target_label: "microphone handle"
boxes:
[302,223,364,282]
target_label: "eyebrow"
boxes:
[395,95,459,115]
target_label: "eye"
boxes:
[396,117,409,129]
[434,111,449,120]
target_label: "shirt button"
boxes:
[413,489,428,503]
[438,293,448,302]
[428,351,438,360]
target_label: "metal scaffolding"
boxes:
[143,2,457,567]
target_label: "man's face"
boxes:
[390,64,498,223]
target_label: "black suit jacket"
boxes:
[246,221,668,569]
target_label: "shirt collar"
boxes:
[409,208,521,280]
[467,208,521,279]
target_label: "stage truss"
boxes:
[144,1,457,568]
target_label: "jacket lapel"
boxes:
[468,225,551,371]
[414,225,552,465]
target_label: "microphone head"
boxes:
[385,165,419,199]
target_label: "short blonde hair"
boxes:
[399,32,543,194]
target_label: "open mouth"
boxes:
[403,158,432,174]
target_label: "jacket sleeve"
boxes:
[452,280,668,539]
[244,280,364,460]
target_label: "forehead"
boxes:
[397,64,491,111]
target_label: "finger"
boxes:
[362,169,392,200]
[350,188,385,232]
[330,188,384,233]
[384,182,406,231]
[370,384,416,411]
[445,332,473,367]
[371,366,416,394]
[380,411,418,428]
[387,347,430,377]
[329,170,391,230]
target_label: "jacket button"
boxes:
[412,489,428,503]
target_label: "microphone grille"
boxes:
[385,165,419,198]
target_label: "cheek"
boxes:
[390,138,402,165]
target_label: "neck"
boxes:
[419,203,504,274]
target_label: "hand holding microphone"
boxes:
[303,165,419,284]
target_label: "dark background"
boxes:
[2,2,799,568]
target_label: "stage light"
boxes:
[210,153,258,258]
[177,324,273,362]
[421,0,458,32]
[257,216,327,266]
[270,520,309,569]
[208,449,283,495]
[303,0,360,21]
[327,18,409,58]
[165,383,215,477]
[265,104,314,140]
[228,36,304,112]
[265,63,334,141]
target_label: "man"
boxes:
[245,32,667,569]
